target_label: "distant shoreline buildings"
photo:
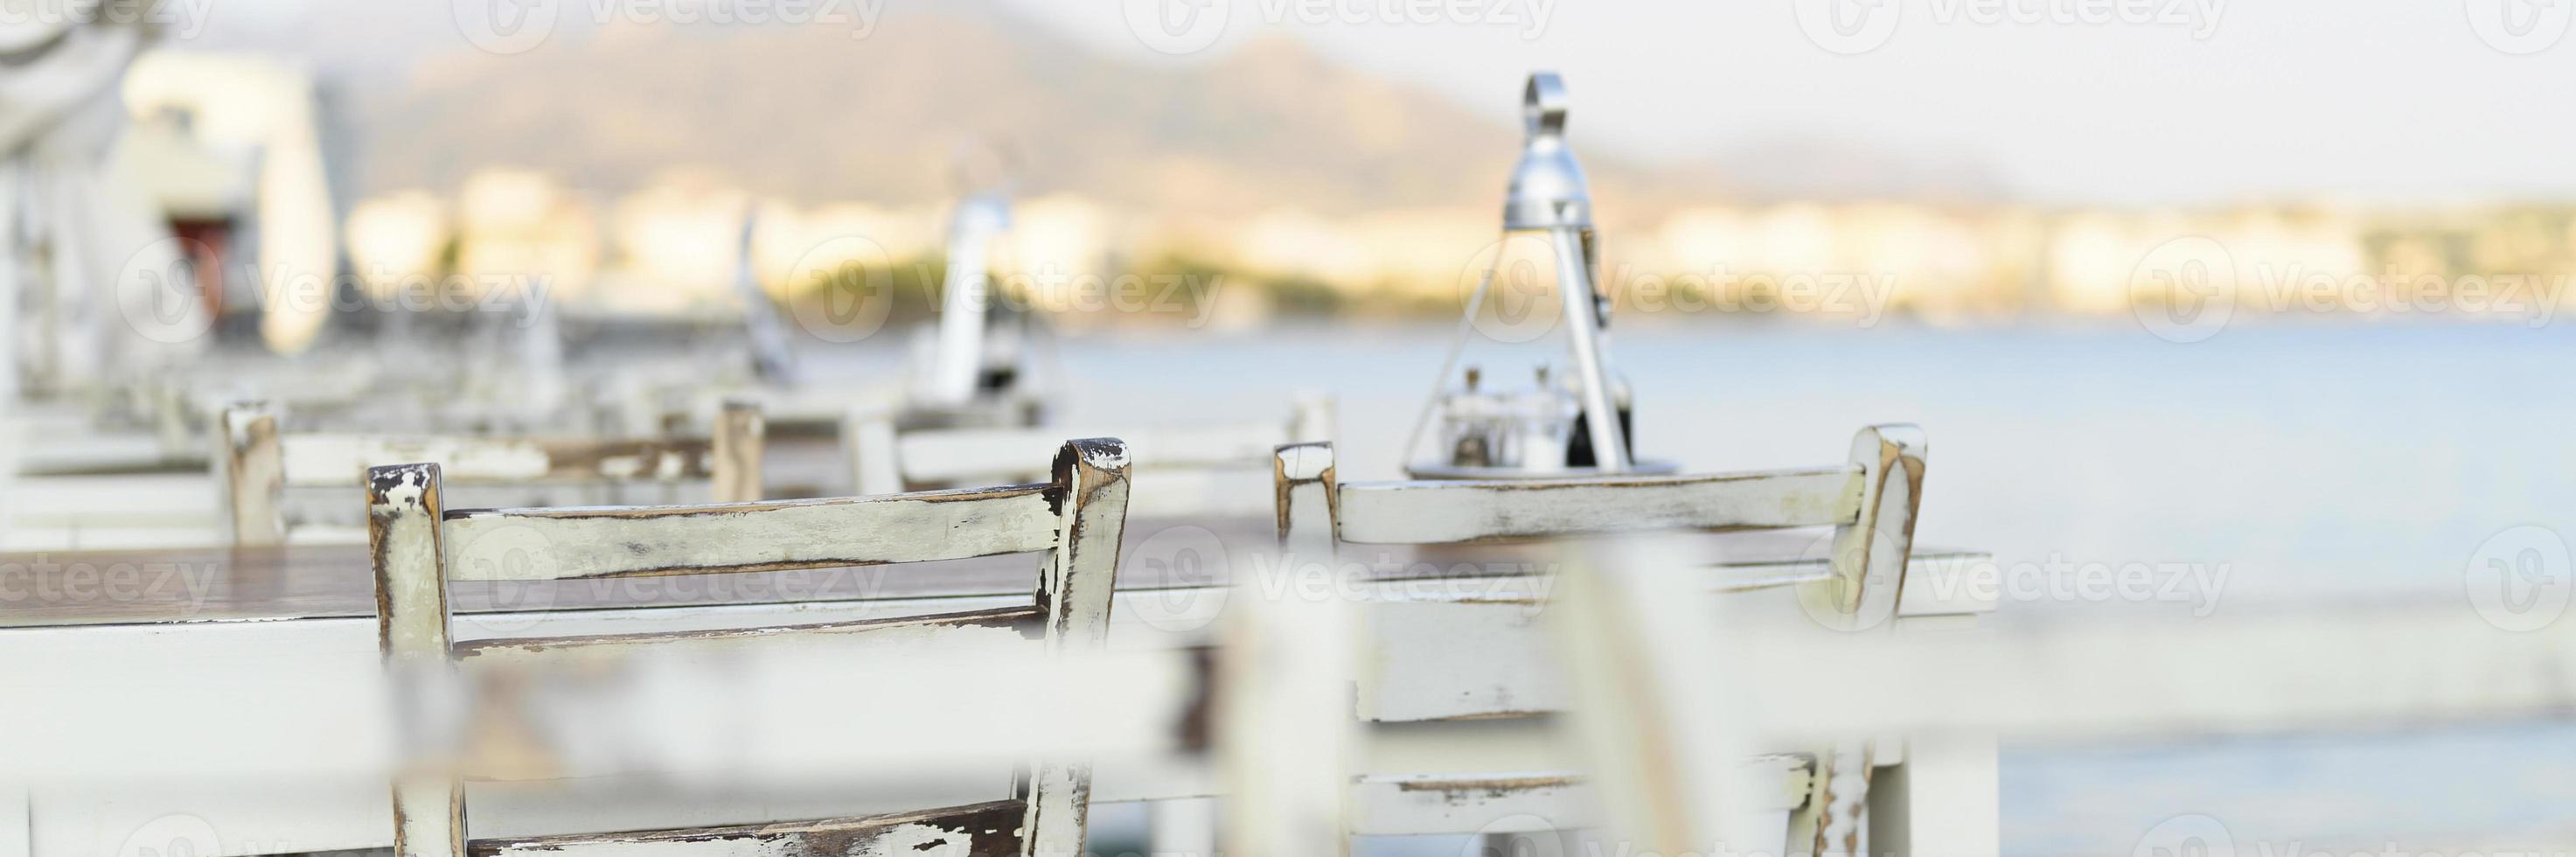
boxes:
[340,167,2575,331]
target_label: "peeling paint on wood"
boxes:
[221,402,286,546]
[370,463,463,857]
[470,798,1026,857]
[440,486,1059,582]
[1333,465,1862,545]
[1220,442,1353,856]
[226,401,769,547]
[370,439,1131,856]
[451,605,1044,665]
[1264,428,1929,853]
[713,399,765,504]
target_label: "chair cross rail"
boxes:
[369,436,1131,857]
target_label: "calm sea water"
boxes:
[828,318,2576,854]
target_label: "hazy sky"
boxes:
[196,0,2576,206]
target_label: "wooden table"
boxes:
[0,519,1996,857]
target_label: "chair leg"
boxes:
[1787,740,1875,857]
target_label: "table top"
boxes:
[0,517,1983,629]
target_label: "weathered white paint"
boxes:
[1333,465,1862,545]
[1791,427,1927,855]
[15,593,2553,856]
[369,463,465,857]
[711,399,763,504]
[1542,539,1748,854]
[476,800,1024,857]
[1345,756,1811,836]
[1219,442,1354,856]
[290,435,558,487]
[219,402,763,547]
[368,439,1131,857]
[1796,425,1927,634]
[843,408,902,497]
[845,401,1327,517]
[442,487,1058,582]
[1270,428,1930,854]
[220,403,286,546]
[900,424,1284,483]
[451,606,1044,676]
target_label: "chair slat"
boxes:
[1345,756,1814,836]
[1333,465,1864,545]
[283,435,718,487]
[441,486,1059,582]
[900,423,1285,482]
[470,798,1025,857]
[451,605,1043,667]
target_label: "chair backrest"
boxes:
[221,400,765,546]
[1301,422,1924,633]
[370,437,1131,857]
[845,397,1330,517]
[1222,425,1926,856]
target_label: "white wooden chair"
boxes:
[366,436,1132,857]
[844,397,1330,517]
[1222,426,1926,855]
[220,401,765,547]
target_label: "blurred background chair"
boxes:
[846,395,1329,519]
[219,400,764,547]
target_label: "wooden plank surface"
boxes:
[0,523,1990,628]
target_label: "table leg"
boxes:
[1869,732,2000,857]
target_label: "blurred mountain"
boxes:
[1714,134,2013,205]
[343,4,1729,219]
